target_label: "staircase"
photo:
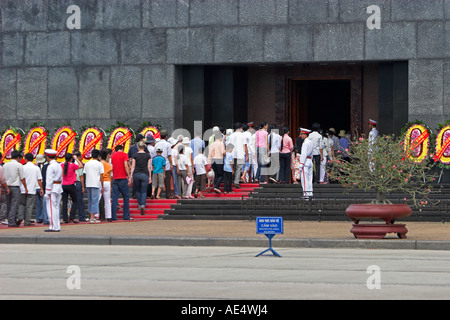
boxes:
[116,198,177,220]
[161,183,450,222]
[115,183,259,220]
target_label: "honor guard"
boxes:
[368,119,378,144]
[298,128,314,199]
[44,149,63,232]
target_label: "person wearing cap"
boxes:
[145,135,156,199]
[182,137,195,198]
[3,151,27,227]
[228,122,248,188]
[43,149,63,231]
[145,135,157,158]
[309,123,323,184]
[328,128,341,160]
[298,129,314,199]
[338,130,350,161]
[151,148,166,199]
[209,126,220,146]
[368,119,378,144]
[154,130,174,199]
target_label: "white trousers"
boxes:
[300,161,313,198]
[320,156,327,183]
[101,181,112,219]
[45,192,61,231]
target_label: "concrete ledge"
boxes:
[1,235,450,251]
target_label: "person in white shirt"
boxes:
[176,146,192,199]
[194,148,208,198]
[83,149,104,223]
[308,123,323,184]
[154,130,173,199]
[228,123,248,188]
[298,129,314,199]
[170,135,184,198]
[267,124,281,183]
[18,153,43,226]
[241,123,253,183]
[320,133,333,184]
[3,151,27,228]
[182,137,194,197]
[0,158,11,225]
[368,119,379,144]
[44,149,63,232]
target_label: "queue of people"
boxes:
[0,121,353,230]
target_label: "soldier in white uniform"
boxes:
[368,119,379,171]
[44,149,63,232]
[298,128,314,199]
[368,119,378,144]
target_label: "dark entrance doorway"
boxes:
[289,79,351,136]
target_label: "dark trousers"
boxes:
[164,169,172,198]
[6,186,21,227]
[211,159,224,189]
[313,155,321,183]
[62,184,78,222]
[223,171,232,192]
[112,179,130,220]
[279,152,291,183]
[75,181,86,221]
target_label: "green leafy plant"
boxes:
[329,134,438,207]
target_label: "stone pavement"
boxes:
[1,219,450,250]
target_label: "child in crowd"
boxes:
[291,146,301,183]
[207,170,214,192]
[223,144,234,193]
[194,147,207,198]
[151,148,166,199]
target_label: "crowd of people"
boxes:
[0,120,354,231]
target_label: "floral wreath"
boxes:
[0,127,23,163]
[403,123,430,163]
[107,126,133,154]
[140,125,160,140]
[434,124,450,165]
[24,125,48,162]
[51,126,77,162]
[79,126,104,163]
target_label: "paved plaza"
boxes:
[1,244,450,302]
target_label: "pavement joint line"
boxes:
[1,235,450,251]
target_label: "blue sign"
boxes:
[256,217,284,235]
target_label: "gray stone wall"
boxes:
[1,0,449,133]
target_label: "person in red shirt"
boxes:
[110,145,132,221]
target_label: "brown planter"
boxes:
[345,204,412,239]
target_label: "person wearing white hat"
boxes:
[298,129,314,199]
[368,119,378,144]
[44,149,63,232]
[182,137,195,198]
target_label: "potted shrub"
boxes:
[329,130,437,239]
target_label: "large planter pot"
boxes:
[345,204,412,239]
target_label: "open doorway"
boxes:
[288,79,351,137]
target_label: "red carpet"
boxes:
[117,183,260,220]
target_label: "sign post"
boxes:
[255,217,283,257]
